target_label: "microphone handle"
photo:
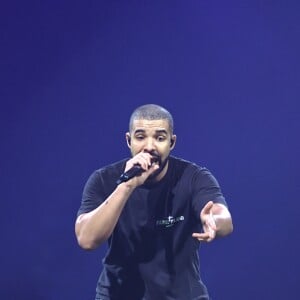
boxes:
[116,165,144,185]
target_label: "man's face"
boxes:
[126,118,176,180]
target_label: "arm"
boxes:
[75,153,159,250]
[75,183,135,250]
[192,201,233,242]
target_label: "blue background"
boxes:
[1,1,299,299]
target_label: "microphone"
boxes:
[116,156,159,185]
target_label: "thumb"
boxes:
[201,201,214,215]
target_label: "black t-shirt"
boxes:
[78,156,227,300]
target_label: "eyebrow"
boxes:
[133,129,168,135]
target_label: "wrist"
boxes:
[117,181,136,194]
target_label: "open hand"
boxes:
[192,201,217,242]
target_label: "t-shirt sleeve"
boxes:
[77,170,107,216]
[191,166,227,216]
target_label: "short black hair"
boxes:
[129,104,174,134]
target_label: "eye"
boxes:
[135,135,145,140]
[157,135,167,142]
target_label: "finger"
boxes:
[204,221,217,238]
[136,163,158,182]
[144,163,159,176]
[192,232,213,242]
[194,225,216,240]
[139,152,154,169]
[206,213,217,231]
[129,155,149,171]
[201,201,214,216]
[208,228,216,240]
[192,232,211,239]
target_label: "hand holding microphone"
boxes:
[116,152,160,185]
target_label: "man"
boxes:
[75,104,233,300]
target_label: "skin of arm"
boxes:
[75,153,159,250]
[192,201,233,242]
[75,183,134,250]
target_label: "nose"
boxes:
[143,137,156,152]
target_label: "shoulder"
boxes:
[169,155,209,176]
[95,158,127,177]
[169,156,220,186]
[84,158,128,189]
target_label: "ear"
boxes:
[126,132,131,148]
[170,135,177,150]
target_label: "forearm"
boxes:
[75,183,134,250]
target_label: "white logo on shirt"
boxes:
[156,216,184,228]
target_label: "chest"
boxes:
[121,183,196,234]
